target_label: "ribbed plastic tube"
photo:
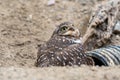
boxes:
[86,46,120,66]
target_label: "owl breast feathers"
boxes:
[35,22,94,67]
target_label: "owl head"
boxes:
[52,22,80,38]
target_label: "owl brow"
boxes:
[61,24,68,29]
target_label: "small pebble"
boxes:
[114,21,120,33]
[47,0,55,6]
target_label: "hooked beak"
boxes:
[63,28,80,37]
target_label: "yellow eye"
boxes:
[61,26,68,31]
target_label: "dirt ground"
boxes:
[0,0,120,80]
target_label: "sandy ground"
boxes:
[0,0,120,80]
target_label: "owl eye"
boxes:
[61,26,68,31]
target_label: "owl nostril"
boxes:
[69,28,74,31]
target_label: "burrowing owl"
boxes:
[35,22,94,67]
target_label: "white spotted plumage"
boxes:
[35,22,94,67]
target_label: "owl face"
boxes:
[52,22,80,38]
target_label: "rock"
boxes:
[47,0,55,6]
[114,21,120,34]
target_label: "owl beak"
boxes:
[63,28,80,37]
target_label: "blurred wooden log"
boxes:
[82,0,120,51]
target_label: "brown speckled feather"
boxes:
[35,36,94,67]
[35,22,94,67]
